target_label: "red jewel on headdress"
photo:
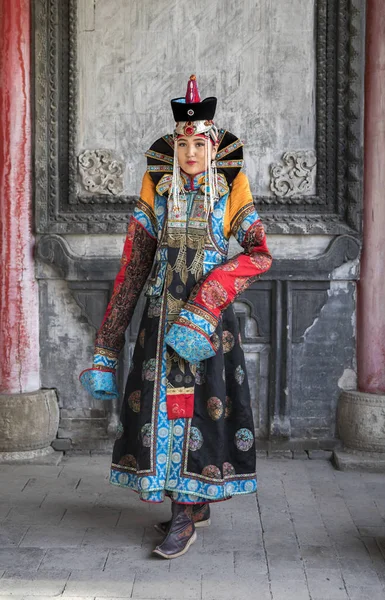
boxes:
[185,74,201,103]
[183,121,196,136]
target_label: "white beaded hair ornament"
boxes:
[170,75,219,213]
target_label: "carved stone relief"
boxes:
[78,150,124,199]
[269,151,317,202]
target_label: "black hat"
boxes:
[171,75,217,125]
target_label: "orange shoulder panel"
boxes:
[224,172,254,238]
[139,171,156,212]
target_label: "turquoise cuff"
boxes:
[79,369,119,400]
[165,323,216,364]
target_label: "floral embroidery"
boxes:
[222,330,235,353]
[223,462,236,477]
[116,422,124,440]
[225,395,232,418]
[220,259,239,271]
[148,297,162,318]
[128,390,141,413]
[249,253,273,270]
[234,276,250,294]
[242,220,266,250]
[201,280,228,310]
[195,362,206,385]
[189,427,203,451]
[95,219,157,354]
[235,428,254,451]
[235,366,245,385]
[211,332,221,351]
[118,454,137,468]
[202,465,222,479]
[207,397,224,420]
[142,358,156,381]
[141,423,152,448]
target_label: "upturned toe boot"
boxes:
[152,502,196,559]
[154,502,210,535]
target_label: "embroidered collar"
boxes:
[156,171,229,198]
[181,171,206,192]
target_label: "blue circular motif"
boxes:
[119,473,128,485]
[189,427,203,451]
[225,482,235,496]
[235,428,254,451]
[207,485,219,496]
[158,453,167,465]
[158,427,168,438]
[140,477,150,490]
[173,425,183,437]
[187,480,199,492]
[172,452,182,463]
[244,480,255,492]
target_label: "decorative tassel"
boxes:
[170,136,185,212]
[204,133,219,213]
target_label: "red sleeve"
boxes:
[191,219,272,322]
[94,216,157,359]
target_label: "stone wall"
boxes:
[76,0,315,196]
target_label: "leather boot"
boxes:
[154,502,210,535]
[152,502,196,559]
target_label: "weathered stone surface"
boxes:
[0,389,59,453]
[333,450,385,473]
[0,446,63,465]
[337,391,385,453]
[78,0,316,196]
[52,438,72,451]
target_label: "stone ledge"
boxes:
[333,449,385,473]
[0,446,63,465]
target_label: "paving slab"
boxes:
[0,548,45,571]
[39,548,109,572]
[132,569,201,600]
[20,525,87,548]
[0,523,29,547]
[202,574,270,600]
[0,569,70,597]
[63,571,134,598]
[270,578,311,600]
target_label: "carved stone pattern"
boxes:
[269,151,317,202]
[34,0,364,234]
[78,150,124,198]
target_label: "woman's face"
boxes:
[177,135,217,176]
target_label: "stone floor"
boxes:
[0,454,384,600]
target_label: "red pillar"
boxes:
[357,0,385,394]
[0,0,40,394]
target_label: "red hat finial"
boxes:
[185,74,201,103]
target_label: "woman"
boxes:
[80,75,272,559]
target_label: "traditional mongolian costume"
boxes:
[80,76,272,558]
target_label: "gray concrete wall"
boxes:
[77,0,316,195]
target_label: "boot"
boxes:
[154,502,210,535]
[152,502,197,559]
